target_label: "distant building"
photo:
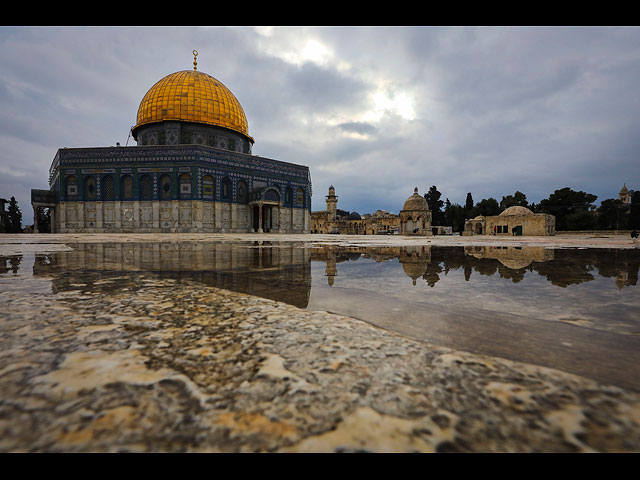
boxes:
[311,186,400,235]
[464,206,555,236]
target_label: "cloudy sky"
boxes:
[1,26,639,225]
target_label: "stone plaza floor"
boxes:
[1,233,639,452]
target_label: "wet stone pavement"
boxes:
[1,234,640,452]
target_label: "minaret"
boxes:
[619,183,630,204]
[326,185,338,223]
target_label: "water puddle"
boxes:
[1,241,639,391]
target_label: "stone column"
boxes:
[114,201,121,230]
[33,206,39,233]
[96,201,103,229]
[258,204,263,233]
[153,200,160,230]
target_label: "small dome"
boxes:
[347,211,361,220]
[402,187,429,211]
[499,206,534,216]
[473,215,485,220]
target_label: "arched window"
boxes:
[179,173,191,199]
[84,176,96,201]
[264,188,280,202]
[66,175,78,199]
[202,175,214,200]
[159,174,172,200]
[296,187,305,208]
[140,175,153,201]
[284,186,293,206]
[222,177,231,200]
[102,175,114,201]
[237,179,248,204]
[121,175,133,201]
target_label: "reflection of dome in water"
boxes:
[498,258,533,269]
[401,261,428,286]
[403,187,429,211]
[499,206,534,216]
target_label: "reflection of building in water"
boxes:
[311,186,400,235]
[464,246,554,269]
[464,206,555,236]
[311,245,640,291]
[0,255,21,275]
[31,52,311,234]
[399,246,431,285]
[311,245,432,286]
[33,242,312,308]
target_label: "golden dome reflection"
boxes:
[134,68,252,141]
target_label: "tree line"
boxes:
[423,186,640,232]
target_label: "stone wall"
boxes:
[482,214,555,236]
[55,201,309,234]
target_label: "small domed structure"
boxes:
[499,206,534,216]
[400,187,432,236]
[464,204,555,236]
[347,211,362,220]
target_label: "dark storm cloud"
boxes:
[1,26,639,225]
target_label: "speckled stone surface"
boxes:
[1,234,640,452]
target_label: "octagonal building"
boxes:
[31,53,312,233]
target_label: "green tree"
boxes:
[7,196,23,233]
[449,203,466,232]
[443,198,452,227]
[424,186,444,225]
[36,207,51,233]
[465,192,474,211]
[597,199,626,230]
[537,187,597,231]
[474,197,501,217]
[500,191,528,210]
[564,210,597,231]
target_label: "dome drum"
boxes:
[133,121,253,154]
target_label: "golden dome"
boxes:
[134,69,252,141]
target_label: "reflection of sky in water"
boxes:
[309,254,640,336]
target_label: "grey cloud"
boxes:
[1,26,639,225]
[336,121,377,135]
